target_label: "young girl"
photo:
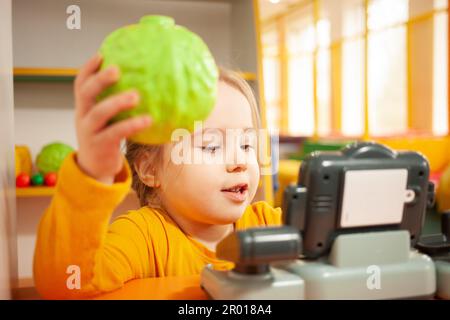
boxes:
[33,53,282,299]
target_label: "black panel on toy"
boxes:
[283,142,431,259]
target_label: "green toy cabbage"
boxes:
[98,15,218,144]
[36,142,74,175]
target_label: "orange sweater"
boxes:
[33,153,282,299]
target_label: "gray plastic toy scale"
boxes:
[200,226,305,300]
[416,211,450,299]
[201,142,438,299]
[279,142,437,299]
[278,230,435,299]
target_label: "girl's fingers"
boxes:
[98,116,152,143]
[74,53,102,93]
[85,90,140,133]
[77,66,120,116]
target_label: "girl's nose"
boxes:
[224,140,251,173]
[226,162,247,173]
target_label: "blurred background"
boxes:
[260,0,448,139]
[257,0,449,208]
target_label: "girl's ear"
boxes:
[134,152,161,188]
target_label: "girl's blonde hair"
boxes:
[125,67,261,207]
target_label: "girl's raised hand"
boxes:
[74,53,151,184]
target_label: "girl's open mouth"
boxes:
[221,183,249,203]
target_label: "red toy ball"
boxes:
[16,173,30,188]
[44,172,57,187]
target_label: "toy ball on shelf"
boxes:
[36,142,74,175]
[16,173,30,188]
[44,172,57,187]
[31,173,44,186]
[98,15,218,145]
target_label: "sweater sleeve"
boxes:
[33,152,151,299]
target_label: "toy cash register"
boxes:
[202,142,437,299]
[280,142,436,299]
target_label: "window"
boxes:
[262,25,281,132]
[286,8,315,136]
[259,0,449,138]
[368,0,409,136]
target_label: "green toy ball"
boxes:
[36,142,74,175]
[98,15,218,145]
[31,173,44,186]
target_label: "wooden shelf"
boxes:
[16,186,55,197]
[13,67,257,82]
[14,67,78,82]
[16,186,135,198]
[14,277,40,300]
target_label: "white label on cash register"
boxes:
[340,169,408,228]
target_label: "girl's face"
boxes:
[158,81,260,225]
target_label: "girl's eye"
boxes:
[241,144,253,152]
[202,145,220,153]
